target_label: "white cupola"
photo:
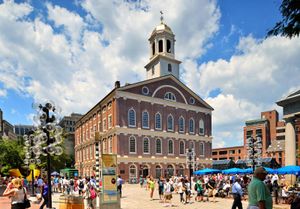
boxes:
[145,14,181,80]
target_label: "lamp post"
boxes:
[186,147,195,190]
[32,101,64,209]
[246,136,263,172]
[23,130,42,196]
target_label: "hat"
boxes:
[254,167,267,175]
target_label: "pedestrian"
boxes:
[272,180,279,204]
[117,175,123,198]
[39,178,49,209]
[163,178,173,207]
[207,176,216,202]
[185,178,191,204]
[78,177,84,195]
[231,178,243,209]
[177,178,185,203]
[148,176,155,200]
[195,177,204,202]
[37,176,44,194]
[247,167,272,209]
[83,177,96,209]
[3,178,28,209]
[139,175,144,188]
[158,177,164,200]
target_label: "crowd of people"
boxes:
[139,167,300,208]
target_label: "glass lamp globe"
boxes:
[45,100,55,110]
[36,159,41,164]
[55,146,63,156]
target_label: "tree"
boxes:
[267,0,300,38]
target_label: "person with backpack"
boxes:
[69,178,74,195]
[157,177,165,200]
[83,177,97,209]
[195,177,204,202]
[117,175,123,198]
[78,177,84,195]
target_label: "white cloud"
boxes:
[0,88,7,97]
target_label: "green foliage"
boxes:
[267,0,300,38]
[0,137,25,175]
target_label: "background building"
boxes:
[0,108,16,139]
[212,146,245,161]
[74,21,213,181]
[59,113,83,159]
[14,124,35,137]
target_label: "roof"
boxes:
[236,158,274,164]
[118,74,214,110]
[212,159,234,165]
[245,118,268,126]
[277,89,300,106]
[151,23,174,36]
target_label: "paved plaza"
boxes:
[0,184,290,209]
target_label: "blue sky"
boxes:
[0,0,299,147]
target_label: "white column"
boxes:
[285,117,296,166]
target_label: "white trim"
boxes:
[167,114,174,131]
[164,92,176,102]
[168,139,174,155]
[108,114,112,129]
[152,85,188,104]
[142,110,150,129]
[128,108,136,127]
[143,137,150,154]
[155,112,162,130]
[155,138,162,154]
[178,116,185,133]
[129,136,137,154]
[189,118,195,134]
[199,119,205,135]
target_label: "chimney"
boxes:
[115,81,120,88]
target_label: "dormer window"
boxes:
[168,64,172,72]
[164,92,176,101]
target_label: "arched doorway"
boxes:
[177,165,185,177]
[155,165,162,179]
[142,165,149,178]
[129,164,137,183]
[167,165,174,177]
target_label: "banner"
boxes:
[101,154,118,203]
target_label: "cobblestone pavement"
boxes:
[120,184,289,209]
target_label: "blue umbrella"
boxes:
[193,168,220,175]
[239,167,276,174]
[222,168,246,174]
[276,165,300,175]
[263,167,276,174]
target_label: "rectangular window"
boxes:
[103,118,107,131]
[229,150,235,154]
[108,115,112,129]
[219,151,227,155]
[246,130,253,139]
[199,143,205,156]
[143,138,149,154]
[129,137,136,153]
[109,137,112,153]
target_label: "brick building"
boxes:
[74,21,213,181]
[212,146,245,161]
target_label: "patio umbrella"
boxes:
[276,165,300,175]
[239,167,276,174]
[222,168,246,175]
[193,168,220,175]
[51,171,60,176]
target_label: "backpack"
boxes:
[194,183,198,191]
[79,181,84,189]
[89,187,97,199]
[70,180,74,186]
[170,184,174,192]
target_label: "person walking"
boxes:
[158,177,164,200]
[83,177,97,209]
[163,178,173,207]
[177,178,185,203]
[39,178,49,209]
[148,176,155,200]
[248,167,272,209]
[207,177,216,202]
[231,178,243,209]
[117,175,123,198]
[3,178,28,209]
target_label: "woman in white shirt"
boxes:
[3,178,27,209]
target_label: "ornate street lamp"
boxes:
[246,136,263,172]
[23,130,42,196]
[32,101,64,209]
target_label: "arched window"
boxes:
[164,92,176,101]
[159,40,163,52]
[199,119,205,135]
[128,108,136,127]
[155,113,162,130]
[129,136,136,153]
[168,139,174,154]
[179,116,185,133]
[167,114,174,131]
[167,165,174,177]
[143,137,149,154]
[189,118,195,133]
[156,138,162,154]
[189,141,195,149]
[199,142,205,156]
[155,165,162,179]
[178,165,184,177]
[168,63,172,72]
[129,164,137,179]
[152,42,155,55]
[167,39,171,53]
[179,141,185,155]
[142,111,149,128]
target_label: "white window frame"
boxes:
[103,118,107,131]
[142,111,149,129]
[199,142,205,156]
[189,118,195,134]
[164,92,176,101]
[167,114,174,131]
[128,108,136,127]
[143,137,150,154]
[199,119,205,135]
[129,136,136,154]
[156,138,162,154]
[179,116,185,133]
[108,114,112,129]
[168,139,174,155]
[179,140,185,155]
[155,112,162,130]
